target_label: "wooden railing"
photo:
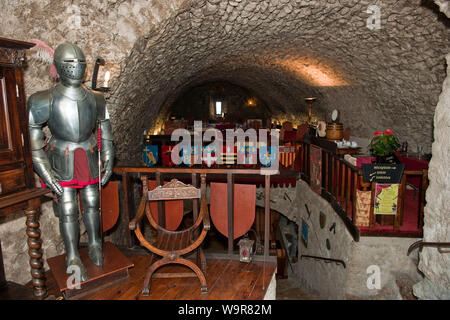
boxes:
[113,167,278,261]
[296,139,428,239]
[300,143,362,241]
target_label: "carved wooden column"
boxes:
[25,198,47,299]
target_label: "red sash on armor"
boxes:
[40,148,99,189]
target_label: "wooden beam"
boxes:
[114,167,278,175]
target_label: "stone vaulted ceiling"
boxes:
[0,0,448,164]
[107,0,449,164]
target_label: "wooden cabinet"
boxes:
[0,37,50,299]
[0,37,35,199]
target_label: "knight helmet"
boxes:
[53,42,86,85]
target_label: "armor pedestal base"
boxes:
[47,241,134,300]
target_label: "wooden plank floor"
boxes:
[44,255,277,300]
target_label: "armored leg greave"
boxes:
[80,184,103,266]
[57,187,88,281]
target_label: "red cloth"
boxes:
[41,148,100,189]
[396,153,428,188]
[356,156,375,168]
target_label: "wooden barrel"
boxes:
[326,123,343,141]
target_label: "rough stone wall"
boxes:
[257,181,424,300]
[346,237,423,299]
[0,0,186,94]
[413,54,450,300]
[411,1,450,300]
[256,180,354,299]
[0,201,63,284]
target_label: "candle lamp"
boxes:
[91,56,111,92]
[238,236,255,263]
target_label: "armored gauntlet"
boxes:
[29,124,63,196]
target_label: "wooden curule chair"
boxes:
[129,174,210,295]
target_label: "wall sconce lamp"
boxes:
[91,56,110,92]
[247,98,256,106]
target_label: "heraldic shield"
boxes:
[143,145,158,167]
[237,143,257,166]
[202,145,217,167]
[162,145,175,167]
[259,146,278,167]
[279,146,296,168]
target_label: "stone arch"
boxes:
[107,0,449,164]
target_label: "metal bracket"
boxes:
[91,57,109,92]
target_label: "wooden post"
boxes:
[351,171,358,222]
[227,172,234,256]
[192,173,199,220]
[25,198,47,299]
[369,180,376,229]
[324,152,329,192]
[306,144,310,183]
[264,174,270,259]
[340,161,346,206]
[395,174,407,231]
[303,143,307,180]
[303,143,307,177]
[335,158,340,198]
[121,172,135,247]
[360,175,371,191]
[346,166,351,213]
[192,172,199,260]
[156,172,165,228]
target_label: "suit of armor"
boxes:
[27,42,114,281]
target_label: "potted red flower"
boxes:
[368,129,401,163]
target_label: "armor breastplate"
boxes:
[48,84,97,142]
[45,84,99,182]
